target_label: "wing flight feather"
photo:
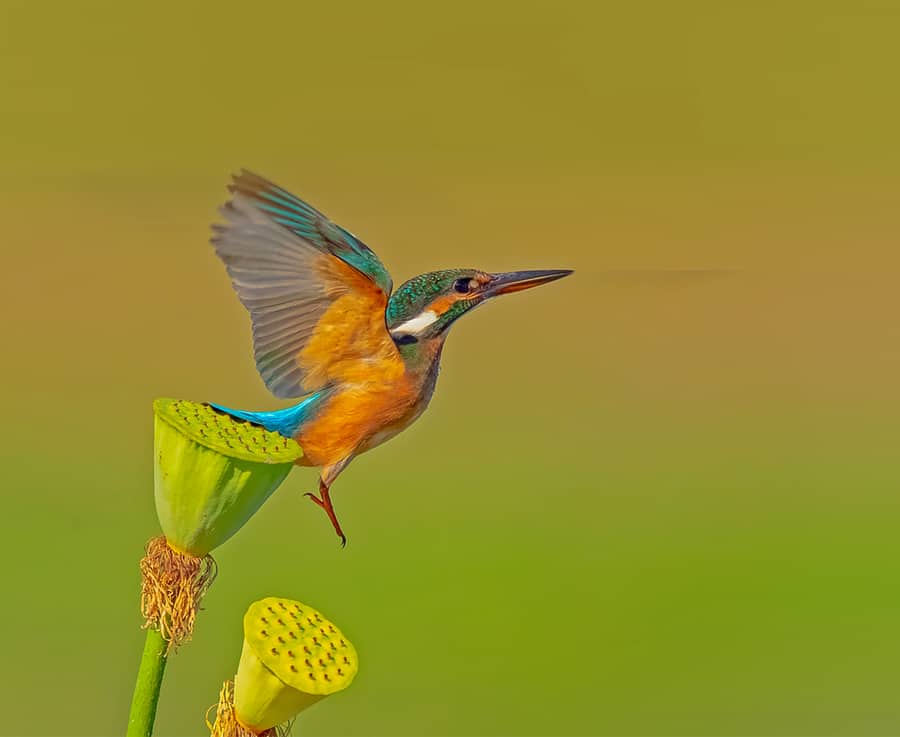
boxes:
[211,171,395,398]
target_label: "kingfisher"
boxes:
[209,171,571,545]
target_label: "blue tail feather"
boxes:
[208,392,325,438]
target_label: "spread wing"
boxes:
[211,170,396,398]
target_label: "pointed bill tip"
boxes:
[487,268,574,296]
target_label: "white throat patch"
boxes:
[390,309,439,337]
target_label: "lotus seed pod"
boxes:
[234,597,358,732]
[154,399,303,557]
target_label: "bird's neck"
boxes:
[397,335,445,382]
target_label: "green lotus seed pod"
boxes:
[234,597,358,732]
[154,399,303,557]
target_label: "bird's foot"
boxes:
[304,480,347,547]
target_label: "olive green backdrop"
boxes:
[1,1,899,735]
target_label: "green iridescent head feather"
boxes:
[386,268,485,342]
[386,268,572,348]
[386,269,479,327]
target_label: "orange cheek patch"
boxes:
[428,295,455,314]
[428,291,471,316]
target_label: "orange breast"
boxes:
[290,258,439,468]
[295,376,424,467]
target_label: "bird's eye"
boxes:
[454,278,477,294]
[395,334,418,345]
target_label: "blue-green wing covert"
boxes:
[226,170,393,293]
[211,170,394,399]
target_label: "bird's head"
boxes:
[386,268,573,347]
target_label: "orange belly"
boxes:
[294,379,425,468]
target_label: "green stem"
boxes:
[127,627,169,737]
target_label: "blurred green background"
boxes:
[2,1,899,734]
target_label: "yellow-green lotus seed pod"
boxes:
[234,597,358,732]
[154,399,303,557]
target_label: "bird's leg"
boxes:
[304,479,347,547]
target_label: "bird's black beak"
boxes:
[485,269,574,297]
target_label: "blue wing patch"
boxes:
[208,391,327,438]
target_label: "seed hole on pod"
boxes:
[290,665,298,672]
[304,646,311,655]
[287,650,294,658]
[277,619,285,626]
[277,636,285,644]
[271,648,279,655]
[260,630,268,636]
[308,673,316,680]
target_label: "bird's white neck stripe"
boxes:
[391,309,439,336]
